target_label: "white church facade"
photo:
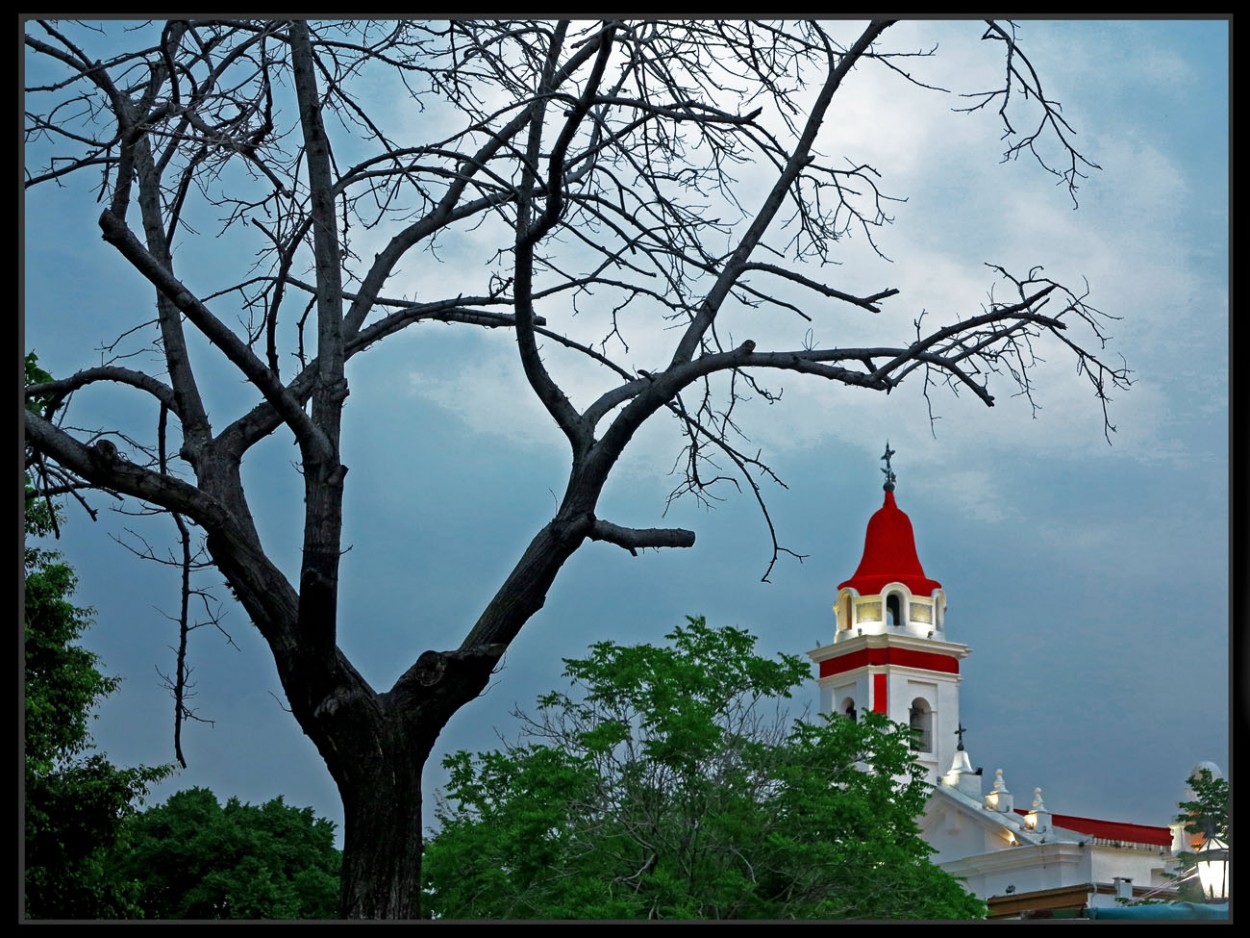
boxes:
[807,448,1187,919]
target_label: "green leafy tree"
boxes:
[24,353,172,919]
[1177,768,1230,842]
[1173,767,1230,902]
[112,787,341,919]
[423,618,986,920]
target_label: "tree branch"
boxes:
[668,20,896,368]
[589,520,697,555]
[737,262,899,313]
[26,410,225,526]
[97,208,331,460]
[25,368,178,413]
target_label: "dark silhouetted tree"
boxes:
[24,20,1128,917]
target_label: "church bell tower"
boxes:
[808,445,970,784]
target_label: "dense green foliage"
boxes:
[23,554,340,918]
[24,353,172,919]
[113,787,342,919]
[423,618,986,920]
[24,549,167,907]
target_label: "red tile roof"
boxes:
[1014,809,1172,847]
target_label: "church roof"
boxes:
[929,785,1172,852]
[838,487,942,597]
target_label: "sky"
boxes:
[23,19,1229,844]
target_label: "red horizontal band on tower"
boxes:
[819,646,960,678]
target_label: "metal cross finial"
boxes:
[955,723,967,751]
[881,442,897,491]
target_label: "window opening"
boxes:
[886,593,903,626]
[909,698,933,752]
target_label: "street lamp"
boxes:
[1194,831,1229,902]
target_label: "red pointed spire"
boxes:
[837,446,942,596]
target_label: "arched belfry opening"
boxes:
[886,592,903,627]
[909,698,933,752]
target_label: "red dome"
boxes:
[837,490,942,596]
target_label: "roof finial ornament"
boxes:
[955,722,967,751]
[881,441,897,492]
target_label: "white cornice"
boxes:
[809,631,971,663]
[941,841,1089,880]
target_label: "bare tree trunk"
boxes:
[335,727,431,919]
[315,650,508,917]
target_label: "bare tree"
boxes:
[24,19,1128,918]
